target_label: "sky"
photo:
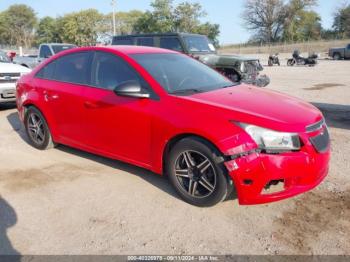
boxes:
[0,0,345,44]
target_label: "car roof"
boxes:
[113,33,204,38]
[42,43,76,46]
[98,45,177,55]
[56,45,178,56]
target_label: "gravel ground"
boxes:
[0,57,349,255]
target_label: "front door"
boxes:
[81,51,156,167]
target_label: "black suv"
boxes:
[112,33,270,87]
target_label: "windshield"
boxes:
[183,36,216,53]
[52,45,76,54]
[0,51,10,63]
[131,53,234,95]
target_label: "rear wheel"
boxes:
[333,53,341,60]
[268,59,273,66]
[166,137,230,207]
[24,106,55,150]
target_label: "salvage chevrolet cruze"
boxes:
[16,46,330,206]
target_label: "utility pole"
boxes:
[111,0,116,36]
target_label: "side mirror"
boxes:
[114,80,150,99]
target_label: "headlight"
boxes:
[240,62,246,73]
[237,123,301,152]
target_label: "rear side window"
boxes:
[92,52,141,90]
[136,37,154,47]
[36,61,56,79]
[112,37,133,45]
[160,37,183,52]
[52,52,92,85]
[39,45,52,58]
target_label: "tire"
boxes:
[268,59,273,66]
[333,53,341,60]
[24,106,56,150]
[166,137,231,207]
[287,59,294,66]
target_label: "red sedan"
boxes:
[16,46,330,206]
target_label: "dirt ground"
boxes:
[0,57,349,255]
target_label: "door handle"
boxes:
[84,101,101,109]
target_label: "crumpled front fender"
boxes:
[242,75,270,87]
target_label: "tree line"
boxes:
[1,0,349,48]
[243,0,350,44]
[0,0,220,48]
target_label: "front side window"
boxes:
[183,36,216,53]
[131,53,234,95]
[39,45,52,58]
[159,37,183,52]
[52,52,92,85]
[136,37,154,47]
[92,51,141,90]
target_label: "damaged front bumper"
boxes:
[223,126,330,205]
[242,74,270,87]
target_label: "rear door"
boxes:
[34,51,93,146]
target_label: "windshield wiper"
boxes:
[170,89,202,95]
[221,83,239,88]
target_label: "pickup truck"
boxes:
[13,43,76,68]
[329,44,350,60]
[112,33,270,87]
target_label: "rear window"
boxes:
[51,45,76,54]
[160,37,183,52]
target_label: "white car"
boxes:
[0,51,31,104]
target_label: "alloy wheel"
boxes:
[174,150,217,198]
[27,113,46,145]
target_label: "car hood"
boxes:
[185,84,322,132]
[196,54,259,66]
[0,62,31,73]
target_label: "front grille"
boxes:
[0,73,20,77]
[309,127,330,153]
[0,72,20,83]
[0,79,17,83]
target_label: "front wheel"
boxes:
[287,59,294,66]
[24,106,56,150]
[166,137,231,207]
